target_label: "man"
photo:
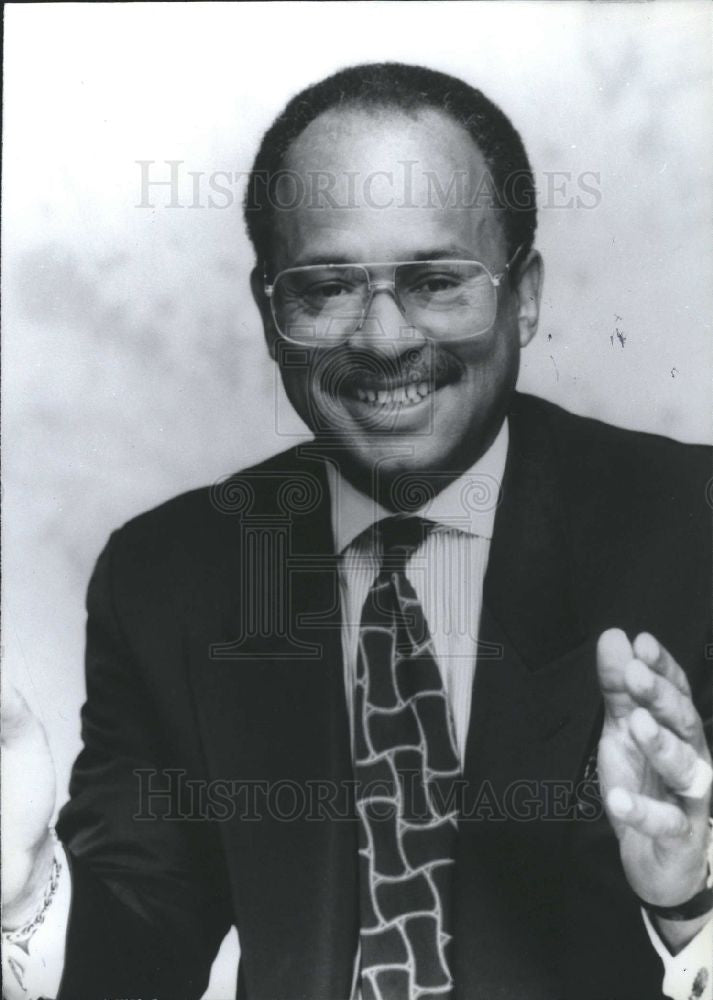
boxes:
[2,62,711,1000]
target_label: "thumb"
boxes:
[597,628,634,721]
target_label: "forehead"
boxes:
[273,107,505,267]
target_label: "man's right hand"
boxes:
[1,683,57,929]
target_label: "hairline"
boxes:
[259,99,505,271]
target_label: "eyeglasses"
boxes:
[264,246,524,347]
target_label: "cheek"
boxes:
[279,356,347,433]
[278,365,313,421]
[450,328,517,389]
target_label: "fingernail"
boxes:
[635,633,659,663]
[680,758,713,800]
[608,787,632,816]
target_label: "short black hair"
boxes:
[244,61,536,270]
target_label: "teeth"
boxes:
[351,382,434,406]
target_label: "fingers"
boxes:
[629,708,711,799]
[597,629,635,718]
[624,658,704,747]
[633,633,691,697]
[606,787,691,840]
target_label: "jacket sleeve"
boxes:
[55,532,232,1000]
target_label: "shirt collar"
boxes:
[326,420,509,554]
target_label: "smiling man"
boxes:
[250,82,539,502]
[2,63,712,1000]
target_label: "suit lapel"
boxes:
[465,395,602,793]
[187,449,358,1000]
[454,397,605,999]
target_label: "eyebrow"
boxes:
[288,246,477,268]
[412,247,476,261]
[290,254,354,268]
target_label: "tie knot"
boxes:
[376,515,435,566]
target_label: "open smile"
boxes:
[348,379,433,407]
[311,345,463,424]
[332,373,458,429]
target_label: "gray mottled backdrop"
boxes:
[3,3,711,994]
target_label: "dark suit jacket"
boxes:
[55,392,712,1000]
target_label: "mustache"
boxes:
[315,345,463,394]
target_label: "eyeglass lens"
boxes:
[271,262,497,344]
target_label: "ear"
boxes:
[250,264,279,360]
[513,249,544,349]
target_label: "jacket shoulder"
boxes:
[512,392,711,510]
[115,446,312,541]
[98,445,327,591]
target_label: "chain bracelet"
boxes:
[3,847,62,946]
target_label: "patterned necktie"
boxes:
[354,516,460,1000]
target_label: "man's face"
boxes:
[253,107,542,503]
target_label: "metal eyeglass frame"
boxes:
[263,243,525,345]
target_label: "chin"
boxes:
[339,434,463,498]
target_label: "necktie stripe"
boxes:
[355,516,459,999]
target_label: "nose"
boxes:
[346,285,426,356]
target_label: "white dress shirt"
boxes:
[328,422,509,766]
[3,422,711,1000]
